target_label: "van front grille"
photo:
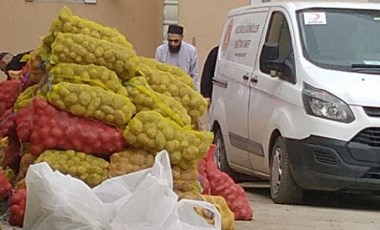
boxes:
[363,107,380,117]
[351,128,380,147]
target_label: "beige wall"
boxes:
[0,0,163,57]
[178,0,249,69]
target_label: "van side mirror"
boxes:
[262,42,294,82]
[262,42,279,61]
[265,60,292,78]
[265,60,294,82]
[262,42,285,73]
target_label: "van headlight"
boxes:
[302,83,355,123]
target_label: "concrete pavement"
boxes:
[236,187,380,230]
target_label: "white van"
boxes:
[209,1,380,204]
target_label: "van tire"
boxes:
[213,129,234,177]
[270,136,303,204]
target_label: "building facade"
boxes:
[0,0,249,68]
[3,0,380,64]
[0,0,164,57]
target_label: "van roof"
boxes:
[230,1,380,14]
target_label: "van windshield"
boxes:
[297,9,380,73]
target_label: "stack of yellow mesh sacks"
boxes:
[15,6,235,230]
[13,6,141,188]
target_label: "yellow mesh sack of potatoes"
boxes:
[172,165,199,182]
[47,82,136,127]
[50,63,128,96]
[127,77,191,127]
[172,165,201,193]
[50,32,139,81]
[108,147,155,177]
[123,111,213,168]
[0,137,8,167]
[138,63,207,123]
[17,153,37,181]
[35,149,109,187]
[139,57,194,88]
[175,190,204,201]
[202,195,236,230]
[14,85,40,111]
[41,6,134,56]
[173,180,201,193]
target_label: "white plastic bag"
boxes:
[23,162,111,230]
[23,151,221,230]
[94,150,179,230]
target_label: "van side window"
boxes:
[260,12,296,80]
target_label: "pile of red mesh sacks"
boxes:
[198,144,254,220]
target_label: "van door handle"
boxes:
[242,74,249,80]
[251,77,258,84]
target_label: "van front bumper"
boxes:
[285,136,380,192]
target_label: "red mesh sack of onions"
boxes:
[0,80,22,115]
[29,99,127,157]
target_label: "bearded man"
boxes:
[155,24,200,91]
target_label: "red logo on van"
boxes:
[222,19,234,55]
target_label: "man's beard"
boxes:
[169,42,181,53]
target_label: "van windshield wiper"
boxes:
[351,64,380,68]
[350,64,380,73]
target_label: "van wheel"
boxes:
[270,136,303,204]
[213,129,234,177]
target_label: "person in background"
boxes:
[155,24,200,91]
[201,46,219,107]
[0,51,31,80]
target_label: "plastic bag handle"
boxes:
[152,151,173,189]
[177,199,222,230]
